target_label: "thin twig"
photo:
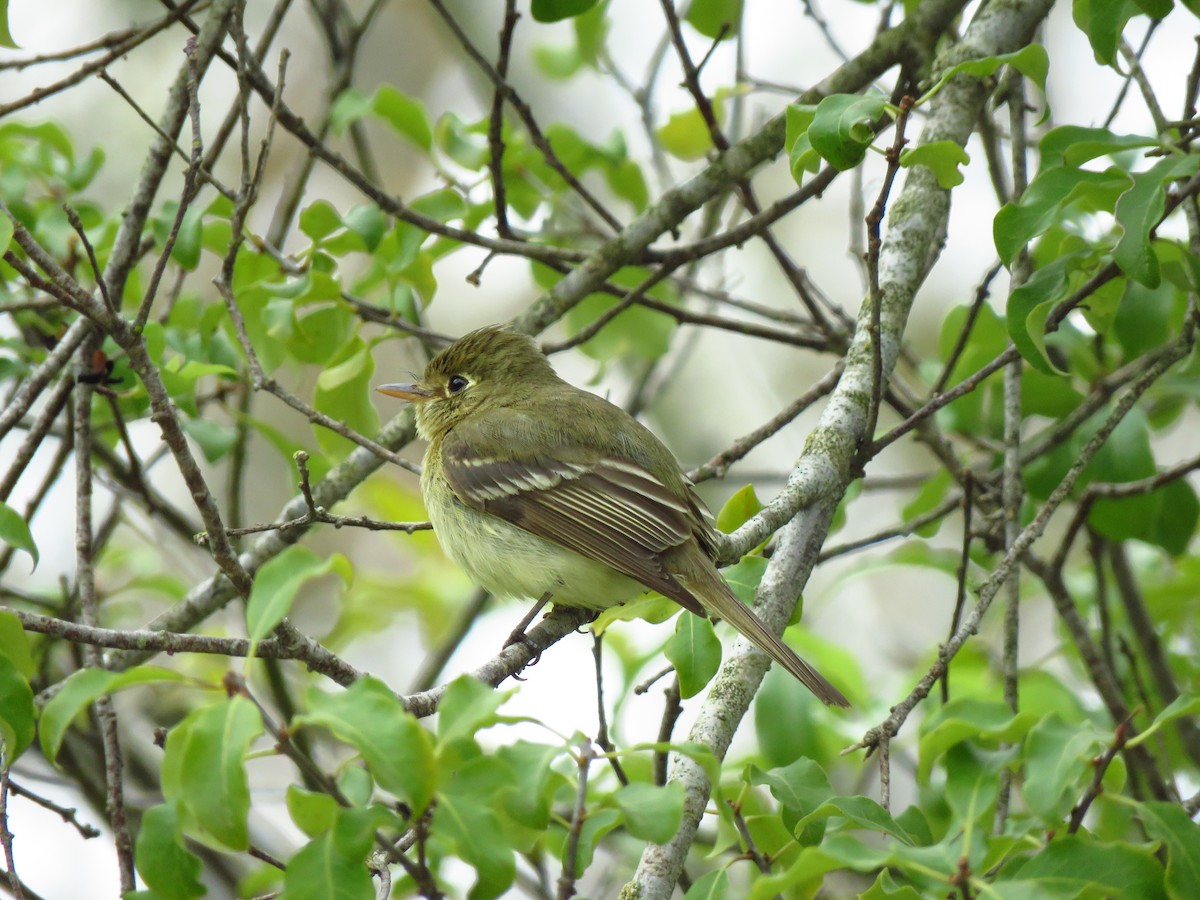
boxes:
[931,262,1003,396]
[557,741,595,900]
[653,677,683,787]
[487,0,520,239]
[74,349,136,893]
[0,768,25,900]
[860,97,914,464]
[942,475,974,704]
[729,800,772,873]
[1067,718,1131,833]
[592,634,629,786]
[6,779,100,840]
[689,365,843,483]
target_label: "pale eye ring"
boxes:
[447,374,469,393]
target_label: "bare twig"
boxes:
[487,0,520,239]
[6,779,100,840]
[0,768,25,900]
[1068,718,1130,833]
[557,741,595,900]
[690,365,843,483]
[592,634,629,786]
[860,96,914,462]
[74,353,135,893]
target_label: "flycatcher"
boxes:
[379,325,848,707]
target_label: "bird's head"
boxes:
[377,325,556,440]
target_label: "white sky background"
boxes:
[3,0,1199,895]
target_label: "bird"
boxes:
[377,325,848,707]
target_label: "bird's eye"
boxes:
[447,374,470,394]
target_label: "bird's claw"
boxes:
[504,629,543,666]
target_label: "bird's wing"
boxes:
[439,420,706,615]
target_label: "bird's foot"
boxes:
[502,592,554,664]
[504,629,544,669]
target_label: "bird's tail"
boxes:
[680,570,849,708]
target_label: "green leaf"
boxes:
[495,741,565,829]
[794,795,916,844]
[567,806,621,878]
[435,112,489,171]
[182,417,238,463]
[1113,155,1200,287]
[683,868,731,900]
[1145,479,1199,557]
[1039,126,1160,169]
[715,484,763,534]
[808,93,888,170]
[994,167,1128,265]
[1072,0,1140,66]
[573,1,608,65]
[281,808,376,900]
[1000,833,1165,897]
[135,802,206,899]
[299,200,343,242]
[437,674,511,747]
[373,85,433,151]
[162,696,262,851]
[0,2,16,49]
[1085,409,1159,542]
[785,104,821,186]
[1130,0,1172,15]
[329,87,375,135]
[312,337,379,459]
[0,216,14,256]
[533,43,584,79]
[606,157,649,211]
[435,783,516,899]
[40,666,191,763]
[917,697,1035,782]
[342,204,387,251]
[1077,269,1126,337]
[1127,695,1200,748]
[929,44,1049,100]
[1137,802,1200,898]
[297,677,436,813]
[339,766,374,807]
[899,141,970,188]
[721,556,768,607]
[685,0,742,39]
[0,501,38,570]
[900,469,952,527]
[861,870,925,900]
[0,653,33,762]
[1114,278,1183,358]
[286,784,340,838]
[658,107,719,160]
[612,782,685,843]
[750,757,832,832]
[753,670,828,765]
[171,205,204,270]
[665,614,722,698]
[1006,254,1076,374]
[1022,715,1105,823]
[410,187,467,222]
[245,544,352,643]
[0,612,32,679]
[531,0,599,22]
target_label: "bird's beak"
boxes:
[377,383,434,402]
